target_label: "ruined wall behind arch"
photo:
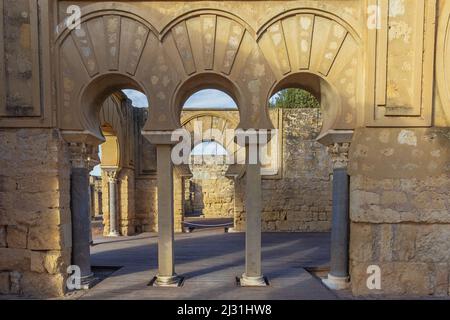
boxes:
[234,108,333,232]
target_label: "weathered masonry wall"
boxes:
[0,129,71,297]
[234,108,333,232]
[349,128,450,296]
[185,155,235,218]
[134,177,158,233]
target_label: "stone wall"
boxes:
[234,108,333,232]
[0,129,71,297]
[348,128,450,297]
[134,177,157,233]
[184,155,235,218]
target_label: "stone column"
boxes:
[89,179,95,219]
[156,144,180,286]
[143,131,182,286]
[323,142,351,290]
[94,180,103,217]
[106,169,120,237]
[68,142,95,287]
[241,142,266,286]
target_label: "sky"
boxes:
[122,89,238,109]
[90,146,102,177]
[122,89,148,108]
[191,141,228,156]
[183,89,237,109]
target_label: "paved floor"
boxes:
[74,229,341,300]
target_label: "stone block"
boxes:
[351,262,435,296]
[6,225,28,249]
[0,248,30,272]
[21,272,66,298]
[30,251,45,273]
[381,191,407,206]
[0,226,6,247]
[391,224,417,261]
[31,250,70,275]
[10,271,22,294]
[414,225,450,263]
[349,223,374,262]
[434,263,449,296]
[28,224,68,250]
[0,272,10,294]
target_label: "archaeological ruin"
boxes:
[1,0,450,299]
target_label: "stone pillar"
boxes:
[156,144,180,286]
[68,142,96,287]
[323,142,351,290]
[106,169,120,237]
[94,179,103,217]
[89,179,95,219]
[143,131,183,286]
[241,142,266,286]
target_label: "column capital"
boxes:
[68,142,98,169]
[327,142,350,170]
[104,168,119,183]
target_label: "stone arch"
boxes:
[181,111,242,158]
[56,6,162,139]
[258,9,363,133]
[173,73,242,126]
[144,10,275,131]
[98,92,128,169]
[269,72,342,139]
[436,0,450,122]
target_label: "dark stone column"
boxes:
[329,167,349,277]
[323,142,351,290]
[69,142,96,288]
[70,167,93,282]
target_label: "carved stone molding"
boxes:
[68,142,98,169]
[327,142,350,170]
[105,169,119,183]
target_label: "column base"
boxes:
[153,274,184,287]
[322,274,350,290]
[239,274,268,287]
[108,231,120,237]
[78,273,99,290]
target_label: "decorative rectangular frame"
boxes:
[0,0,53,127]
[365,0,436,127]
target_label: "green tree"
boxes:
[270,88,319,109]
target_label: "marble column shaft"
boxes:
[156,144,178,284]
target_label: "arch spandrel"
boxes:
[150,11,275,131]
[57,7,175,137]
[257,10,363,132]
[180,112,242,158]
